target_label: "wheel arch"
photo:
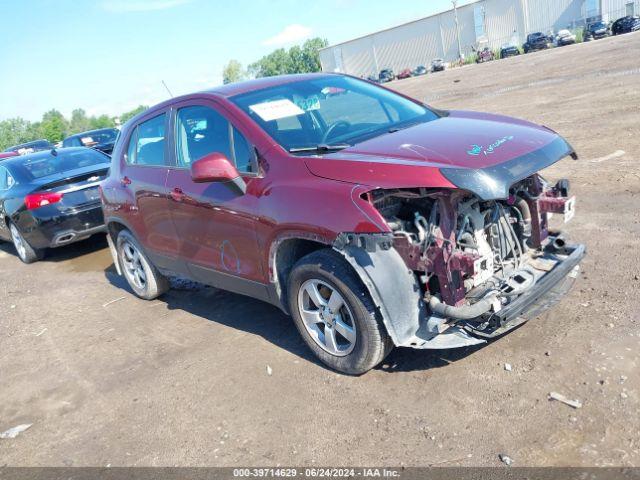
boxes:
[268,232,333,313]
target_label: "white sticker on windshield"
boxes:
[249,99,304,122]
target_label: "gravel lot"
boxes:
[1,33,639,467]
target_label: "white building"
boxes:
[319,0,638,77]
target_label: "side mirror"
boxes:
[190,152,246,193]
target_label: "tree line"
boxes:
[1,37,329,151]
[223,37,328,84]
[0,106,147,151]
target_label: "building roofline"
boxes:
[319,0,481,52]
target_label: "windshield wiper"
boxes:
[388,121,422,133]
[289,144,351,153]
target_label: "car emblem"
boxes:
[87,176,100,182]
[467,144,482,156]
[467,135,514,156]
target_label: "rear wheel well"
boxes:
[107,221,127,241]
[273,238,329,311]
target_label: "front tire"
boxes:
[288,249,393,375]
[116,229,169,300]
[9,222,44,264]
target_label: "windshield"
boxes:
[17,149,110,180]
[230,76,439,152]
[590,22,606,29]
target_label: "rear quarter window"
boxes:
[125,114,166,166]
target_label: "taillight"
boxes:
[24,192,64,210]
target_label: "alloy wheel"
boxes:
[10,224,27,261]
[121,239,147,291]
[297,279,356,356]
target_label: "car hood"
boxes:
[304,110,575,200]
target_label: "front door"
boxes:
[166,102,268,300]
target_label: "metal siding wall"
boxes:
[340,38,377,77]
[372,17,443,73]
[484,0,526,46]
[524,0,585,32]
[602,0,640,20]
[319,49,336,73]
[318,0,638,76]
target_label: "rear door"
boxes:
[119,111,180,271]
[165,100,267,299]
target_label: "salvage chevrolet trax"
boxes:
[100,73,585,374]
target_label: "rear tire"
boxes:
[288,249,393,375]
[116,229,169,300]
[9,222,44,264]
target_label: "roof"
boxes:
[204,73,335,97]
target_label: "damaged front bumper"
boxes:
[408,243,585,349]
[334,234,585,350]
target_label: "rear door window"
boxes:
[126,114,167,166]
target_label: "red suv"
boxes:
[101,73,584,374]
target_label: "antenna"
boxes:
[161,80,174,98]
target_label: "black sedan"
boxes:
[0,147,109,263]
[585,21,609,40]
[612,15,640,35]
[523,32,550,53]
[62,127,119,155]
[500,44,520,58]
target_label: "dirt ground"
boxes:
[1,33,639,468]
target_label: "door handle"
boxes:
[121,176,131,186]
[170,187,185,202]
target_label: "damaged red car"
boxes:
[100,73,585,374]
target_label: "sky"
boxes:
[0,0,475,122]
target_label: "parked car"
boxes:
[475,47,495,63]
[0,147,109,263]
[430,58,445,72]
[397,68,412,79]
[101,73,584,374]
[500,43,521,58]
[378,68,395,83]
[62,127,119,155]
[366,74,380,83]
[611,15,640,35]
[3,139,54,155]
[412,65,428,76]
[555,29,577,46]
[523,32,551,53]
[0,152,19,161]
[584,21,609,40]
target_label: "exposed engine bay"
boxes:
[366,173,579,339]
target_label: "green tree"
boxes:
[119,105,148,125]
[89,114,115,130]
[300,37,328,72]
[39,109,68,143]
[69,108,91,134]
[0,117,33,150]
[223,59,244,84]
[248,37,328,78]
